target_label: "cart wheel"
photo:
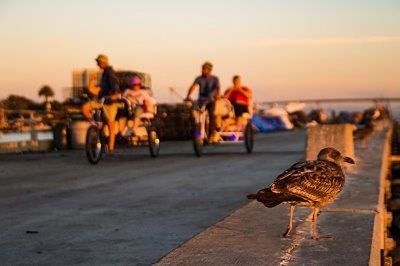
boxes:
[148,128,160,158]
[244,121,254,153]
[85,126,104,164]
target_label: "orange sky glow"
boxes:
[0,0,399,102]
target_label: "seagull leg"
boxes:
[283,204,295,237]
[306,210,314,221]
[311,208,332,240]
[313,208,333,240]
[309,208,318,239]
[311,208,319,239]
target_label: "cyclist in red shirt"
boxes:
[224,75,253,130]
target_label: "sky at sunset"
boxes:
[0,0,399,102]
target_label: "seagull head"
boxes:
[317,147,355,165]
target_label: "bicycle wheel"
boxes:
[85,126,104,164]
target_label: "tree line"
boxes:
[1,85,67,111]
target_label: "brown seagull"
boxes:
[247,147,355,239]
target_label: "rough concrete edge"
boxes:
[369,125,393,266]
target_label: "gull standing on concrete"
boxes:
[247,147,355,239]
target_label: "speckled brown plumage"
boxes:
[247,147,354,239]
[271,160,345,206]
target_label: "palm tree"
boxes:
[38,85,54,111]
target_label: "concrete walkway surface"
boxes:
[156,130,388,266]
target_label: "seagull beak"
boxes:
[343,156,355,164]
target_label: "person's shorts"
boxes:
[134,106,145,118]
[102,103,120,122]
[82,100,122,123]
[232,103,248,117]
[82,100,102,120]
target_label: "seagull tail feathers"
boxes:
[247,187,304,208]
[247,194,257,199]
[246,188,284,208]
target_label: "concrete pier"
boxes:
[156,128,391,265]
[0,127,393,265]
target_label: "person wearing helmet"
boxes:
[82,54,120,153]
[186,61,221,142]
[121,75,154,135]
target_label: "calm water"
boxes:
[0,131,53,143]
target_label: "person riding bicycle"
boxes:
[186,61,221,143]
[224,75,253,130]
[82,54,120,153]
[120,76,155,136]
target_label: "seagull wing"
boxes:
[272,161,345,203]
[274,161,311,183]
